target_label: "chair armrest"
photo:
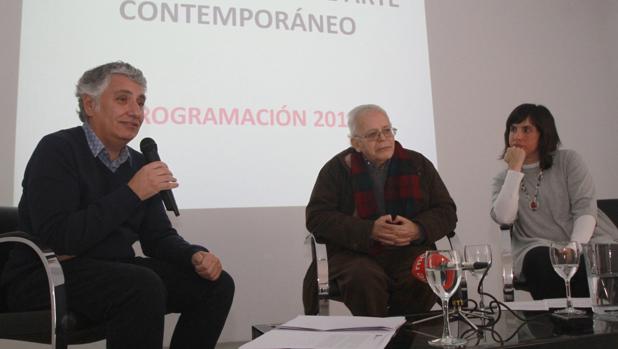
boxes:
[0,231,67,348]
[499,225,515,302]
[306,233,330,299]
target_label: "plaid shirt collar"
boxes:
[82,122,131,172]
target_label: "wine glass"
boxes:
[425,250,467,347]
[549,241,586,315]
[464,244,492,311]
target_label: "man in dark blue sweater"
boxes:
[1,62,234,349]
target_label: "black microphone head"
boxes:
[473,262,490,269]
[140,137,157,153]
[140,137,160,163]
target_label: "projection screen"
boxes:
[14,0,436,209]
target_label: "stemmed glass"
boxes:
[425,250,467,347]
[464,244,492,312]
[549,241,586,315]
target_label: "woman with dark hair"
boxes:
[491,103,618,300]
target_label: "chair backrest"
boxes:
[0,206,19,267]
[0,206,19,232]
[0,206,19,311]
[598,199,618,229]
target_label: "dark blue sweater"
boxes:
[2,126,205,284]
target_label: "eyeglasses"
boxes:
[354,127,397,141]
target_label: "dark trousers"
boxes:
[521,246,589,300]
[5,257,234,349]
[329,249,436,317]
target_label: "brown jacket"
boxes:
[306,147,456,252]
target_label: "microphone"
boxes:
[139,137,180,216]
[411,254,489,283]
[411,253,430,283]
[466,261,490,270]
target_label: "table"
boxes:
[252,310,618,348]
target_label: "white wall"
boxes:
[0,0,18,203]
[1,0,617,347]
[426,0,618,305]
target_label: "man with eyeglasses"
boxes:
[304,104,457,316]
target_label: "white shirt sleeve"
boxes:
[571,214,596,244]
[492,170,524,224]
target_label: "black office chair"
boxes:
[500,198,618,301]
[303,231,466,315]
[598,199,618,228]
[0,206,105,349]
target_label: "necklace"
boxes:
[520,170,543,211]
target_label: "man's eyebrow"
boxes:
[113,89,144,96]
[113,90,146,99]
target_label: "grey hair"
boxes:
[347,104,389,137]
[75,61,147,122]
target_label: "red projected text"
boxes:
[143,106,347,128]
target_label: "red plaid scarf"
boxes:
[351,142,422,254]
[351,141,422,220]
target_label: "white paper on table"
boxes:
[501,297,592,311]
[276,315,406,332]
[239,329,396,349]
[545,297,591,309]
[501,300,549,311]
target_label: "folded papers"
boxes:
[240,315,406,349]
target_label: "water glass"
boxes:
[425,250,467,347]
[549,241,586,315]
[464,244,492,311]
[582,243,618,318]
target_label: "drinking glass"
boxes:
[464,244,492,311]
[425,250,467,347]
[549,241,586,315]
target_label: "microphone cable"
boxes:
[439,237,552,344]
[457,266,550,345]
